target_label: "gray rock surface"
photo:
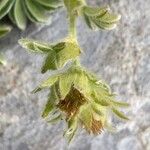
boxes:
[0,0,150,150]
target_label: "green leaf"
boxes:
[99,11,121,24]
[0,53,6,65]
[56,40,81,68]
[0,24,11,38]
[110,100,130,108]
[79,104,92,129]
[42,85,59,118]
[41,39,81,73]
[47,114,62,124]
[112,108,129,120]
[83,6,108,17]
[8,5,16,24]
[93,95,110,106]
[83,5,121,31]
[91,19,117,30]
[25,0,47,22]
[74,70,90,94]
[32,75,58,93]
[58,63,90,99]
[41,50,57,73]
[64,117,78,143]
[59,72,75,99]
[14,0,27,30]
[52,42,66,51]
[19,38,52,53]
[83,13,95,29]
[22,0,37,23]
[35,0,62,9]
[91,102,104,116]
[0,0,15,19]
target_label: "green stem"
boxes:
[69,15,77,38]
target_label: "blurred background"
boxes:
[0,0,150,150]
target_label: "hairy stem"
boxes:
[69,15,77,38]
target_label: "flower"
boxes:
[58,86,87,117]
[31,61,129,142]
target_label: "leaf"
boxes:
[83,5,121,31]
[92,94,110,106]
[79,104,92,130]
[74,70,90,94]
[58,62,91,99]
[56,40,81,68]
[41,50,57,73]
[0,53,6,65]
[59,72,75,99]
[14,0,27,30]
[19,38,52,53]
[35,0,62,9]
[25,0,47,22]
[47,114,62,124]
[0,0,15,19]
[22,0,38,23]
[0,0,61,30]
[91,19,117,30]
[112,108,129,120]
[83,6,109,17]
[32,75,58,93]
[0,24,11,38]
[98,11,121,24]
[92,104,107,125]
[91,102,104,116]
[110,100,130,108]
[52,42,66,51]
[83,13,95,29]
[41,39,81,73]
[8,5,16,24]
[42,85,59,118]
[64,117,78,143]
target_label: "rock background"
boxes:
[0,0,150,150]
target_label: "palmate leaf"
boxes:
[19,38,81,73]
[82,5,121,30]
[0,0,62,30]
[0,24,11,38]
[25,0,47,23]
[41,38,81,73]
[0,0,15,19]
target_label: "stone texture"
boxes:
[0,0,150,150]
